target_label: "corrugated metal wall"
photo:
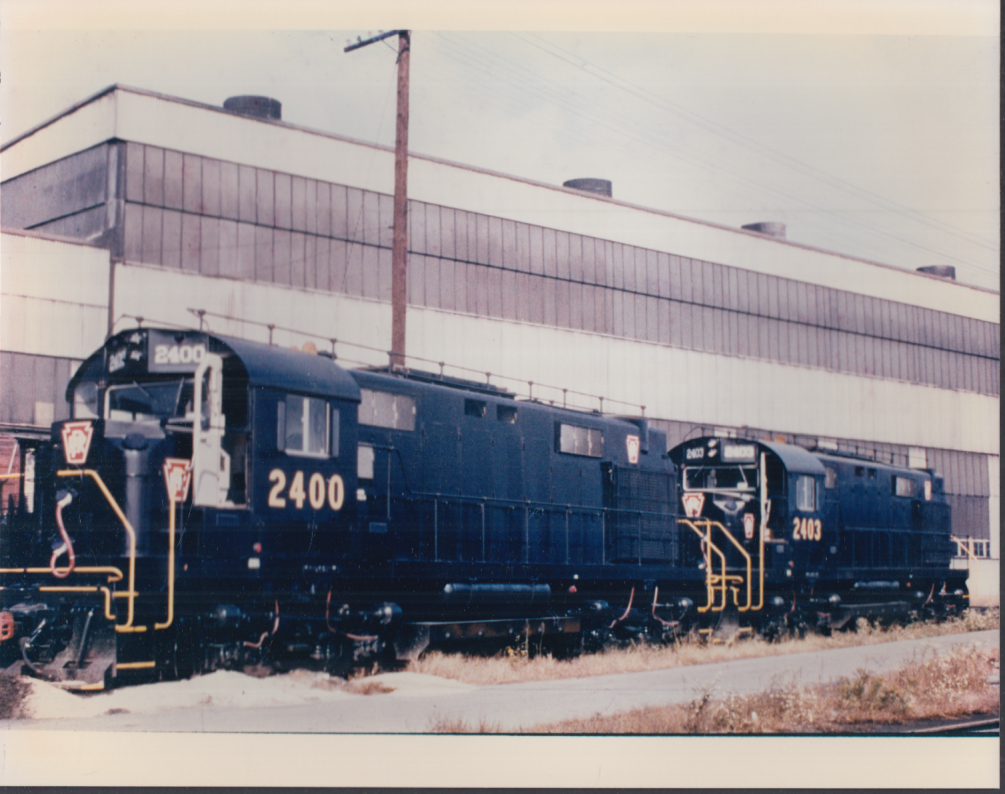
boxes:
[110,142,998,398]
[0,143,114,239]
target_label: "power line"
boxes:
[517,32,999,254]
[431,33,997,275]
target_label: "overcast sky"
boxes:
[2,1,999,290]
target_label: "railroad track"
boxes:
[908,716,999,736]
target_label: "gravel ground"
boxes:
[3,628,997,733]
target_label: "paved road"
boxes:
[6,630,998,733]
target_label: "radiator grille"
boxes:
[603,465,685,563]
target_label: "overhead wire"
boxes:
[518,32,998,254]
[432,33,994,273]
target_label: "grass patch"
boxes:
[430,645,999,734]
[407,608,998,687]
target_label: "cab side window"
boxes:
[795,475,816,511]
[278,395,333,457]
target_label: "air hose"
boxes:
[50,490,76,578]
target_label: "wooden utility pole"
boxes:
[346,30,410,368]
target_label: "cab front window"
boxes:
[105,378,193,422]
[683,465,756,492]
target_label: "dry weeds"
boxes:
[430,645,999,734]
[407,608,998,686]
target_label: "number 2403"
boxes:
[268,469,344,511]
[792,516,822,541]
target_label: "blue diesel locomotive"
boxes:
[667,436,966,635]
[0,328,967,689]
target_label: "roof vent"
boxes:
[223,95,282,121]
[563,178,613,198]
[916,265,956,280]
[742,222,786,239]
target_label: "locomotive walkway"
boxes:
[4,629,998,733]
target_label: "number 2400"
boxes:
[268,469,344,511]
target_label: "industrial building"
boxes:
[1,84,998,601]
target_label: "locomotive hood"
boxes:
[66,328,361,403]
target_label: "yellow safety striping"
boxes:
[2,566,126,582]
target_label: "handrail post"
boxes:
[154,496,177,630]
[524,503,529,564]
[565,507,570,564]
[637,510,642,565]
[601,509,605,565]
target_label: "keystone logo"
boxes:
[743,512,756,540]
[163,458,193,503]
[61,421,94,465]
[626,435,640,464]
[682,492,705,518]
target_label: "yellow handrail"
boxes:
[0,473,23,481]
[154,496,177,630]
[57,469,140,630]
[680,517,764,613]
[680,519,739,612]
[680,518,716,611]
[709,520,754,612]
[0,566,123,582]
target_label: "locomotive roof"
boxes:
[212,334,361,401]
[759,440,827,476]
[671,436,826,476]
[66,329,361,402]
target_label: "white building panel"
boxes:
[988,456,1000,561]
[1,91,117,184]
[116,91,393,197]
[0,232,110,360]
[0,293,106,360]
[111,263,391,370]
[1,231,110,306]
[4,88,997,323]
